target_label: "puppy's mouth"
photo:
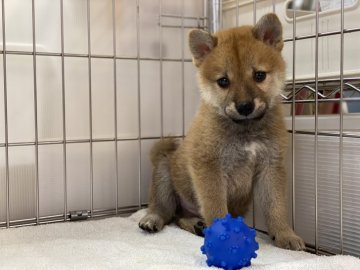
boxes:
[224,103,267,124]
[223,99,268,124]
[229,111,266,124]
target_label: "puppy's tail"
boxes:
[150,138,179,166]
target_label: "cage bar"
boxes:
[159,0,164,138]
[0,50,194,62]
[339,0,345,254]
[272,0,276,13]
[207,0,221,33]
[181,0,185,136]
[0,135,186,148]
[86,0,94,217]
[9,130,360,147]
[60,0,68,222]
[112,0,119,215]
[253,0,256,25]
[31,0,40,225]
[282,97,360,104]
[283,27,360,43]
[252,0,257,229]
[1,0,10,228]
[160,14,207,20]
[236,0,239,27]
[314,0,320,254]
[136,0,142,208]
[1,205,139,229]
[291,2,297,232]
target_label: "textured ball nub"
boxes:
[200,214,259,270]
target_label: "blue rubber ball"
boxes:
[200,214,259,270]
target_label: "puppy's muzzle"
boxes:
[235,101,255,116]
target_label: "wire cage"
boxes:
[0,0,204,226]
[0,0,360,259]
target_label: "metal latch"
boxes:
[69,210,89,221]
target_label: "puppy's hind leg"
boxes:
[139,157,176,232]
[139,139,178,233]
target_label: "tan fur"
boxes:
[139,14,305,251]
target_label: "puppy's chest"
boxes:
[218,140,267,174]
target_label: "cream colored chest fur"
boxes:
[218,139,268,197]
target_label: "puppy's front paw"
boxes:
[176,217,206,237]
[139,213,165,233]
[194,221,206,237]
[274,231,305,251]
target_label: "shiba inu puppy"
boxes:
[139,13,305,250]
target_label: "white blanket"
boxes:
[0,209,359,270]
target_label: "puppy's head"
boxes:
[189,13,285,123]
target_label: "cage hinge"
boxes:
[69,210,89,221]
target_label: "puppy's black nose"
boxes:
[236,101,255,116]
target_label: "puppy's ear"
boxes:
[253,13,283,51]
[189,29,217,67]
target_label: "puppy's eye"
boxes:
[253,71,266,82]
[217,77,230,88]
